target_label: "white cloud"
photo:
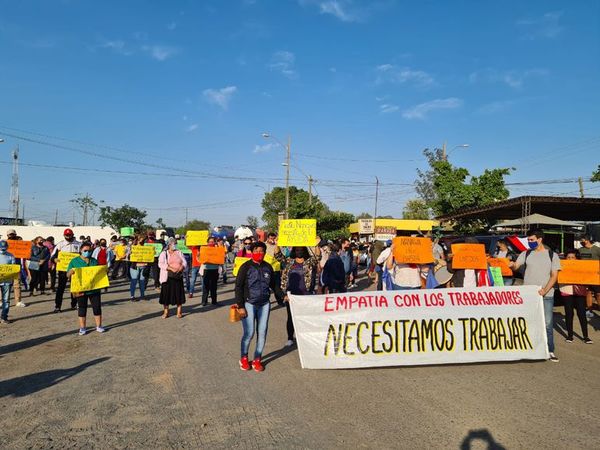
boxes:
[402,98,463,120]
[516,11,564,39]
[99,39,133,56]
[142,45,179,61]
[469,68,548,89]
[379,104,399,114]
[203,86,238,110]
[299,0,368,23]
[253,143,276,153]
[268,51,297,79]
[375,64,435,87]
[477,100,517,115]
[167,22,177,31]
[186,123,199,132]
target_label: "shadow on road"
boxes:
[0,356,110,398]
[262,343,297,366]
[460,429,506,449]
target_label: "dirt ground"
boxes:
[1,273,599,449]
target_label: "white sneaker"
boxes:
[96,326,106,333]
[78,328,87,336]
[586,310,594,319]
[549,352,559,363]
[16,302,27,308]
[285,339,294,347]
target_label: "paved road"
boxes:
[1,274,599,449]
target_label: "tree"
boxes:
[592,165,600,182]
[156,217,167,229]
[356,212,373,219]
[176,219,211,235]
[416,148,512,233]
[98,204,147,232]
[70,194,98,226]
[261,186,327,232]
[246,215,259,229]
[318,211,355,241]
[402,199,430,220]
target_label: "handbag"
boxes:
[229,305,241,323]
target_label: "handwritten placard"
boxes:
[7,240,32,259]
[233,257,251,276]
[277,219,317,247]
[558,260,600,285]
[57,252,80,272]
[71,265,110,293]
[144,243,163,257]
[199,246,226,265]
[450,244,488,270]
[186,231,210,247]
[130,245,155,263]
[0,264,21,282]
[392,237,433,264]
[488,257,513,276]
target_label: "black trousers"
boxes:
[202,269,219,304]
[111,260,126,279]
[29,269,46,293]
[151,259,160,288]
[77,293,102,317]
[285,302,294,341]
[563,295,589,339]
[47,268,56,291]
[55,271,76,310]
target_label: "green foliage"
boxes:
[402,199,430,220]
[176,219,211,235]
[156,217,167,229]
[592,165,600,182]
[261,186,354,240]
[246,215,259,229]
[416,148,512,233]
[356,212,373,219]
[99,204,147,231]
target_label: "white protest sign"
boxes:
[289,285,548,369]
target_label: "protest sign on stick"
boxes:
[277,219,317,247]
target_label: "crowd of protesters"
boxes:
[1,226,599,371]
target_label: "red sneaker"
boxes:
[251,358,264,372]
[239,356,251,371]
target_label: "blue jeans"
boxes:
[189,266,201,295]
[1,284,11,320]
[129,267,146,298]
[183,254,192,291]
[543,295,555,353]
[241,302,271,359]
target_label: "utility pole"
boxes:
[308,175,313,205]
[285,136,291,219]
[9,145,19,219]
[82,192,89,226]
[54,209,58,226]
[442,141,447,161]
[578,177,585,198]
[373,177,379,234]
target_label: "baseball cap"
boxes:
[0,240,8,250]
[385,239,392,247]
[64,228,74,236]
[6,229,16,235]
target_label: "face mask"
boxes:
[82,250,91,258]
[66,236,74,242]
[245,245,251,250]
[528,241,539,250]
[252,253,264,263]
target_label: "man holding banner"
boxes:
[511,229,561,362]
[51,228,81,313]
[0,240,17,323]
[67,242,106,335]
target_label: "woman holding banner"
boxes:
[559,250,592,344]
[67,242,105,335]
[158,238,187,318]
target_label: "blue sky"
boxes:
[0,0,599,228]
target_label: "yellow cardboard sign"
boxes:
[277,219,317,247]
[264,254,281,272]
[0,264,21,282]
[71,265,110,293]
[186,230,210,247]
[57,252,80,272]
[130,245,155,263]
[233,257,251,276]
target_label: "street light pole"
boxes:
[285,136,291,219]
[374,176,379,235]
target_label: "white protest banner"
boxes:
[289,285,548,369]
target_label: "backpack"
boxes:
[97,248,108,265]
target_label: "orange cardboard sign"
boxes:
[7,240,32,259]
[199,246,226,265]
[487,257,513,276]
[558,260,600,285]
[451,244,488,270]
[392,237,433,264]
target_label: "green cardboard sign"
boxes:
[144,243,163,257]
[120,227,135,237]
[490,267,504,286]
[177,240,192,254]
